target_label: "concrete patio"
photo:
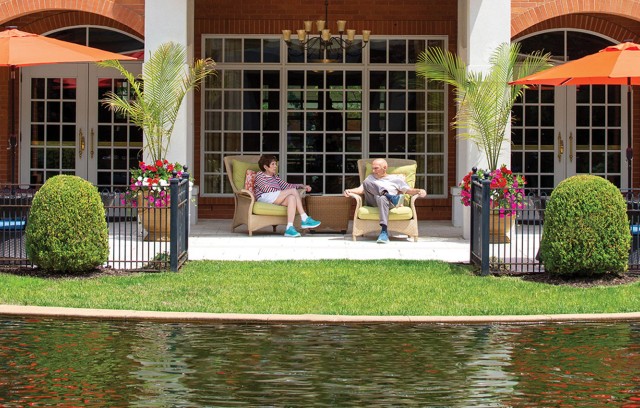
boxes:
[188,220,469,263]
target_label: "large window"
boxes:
[202,36,447,196]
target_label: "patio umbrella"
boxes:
[0,27,135,185]
[510,41,640,187]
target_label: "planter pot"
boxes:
[138,191,170,241]
[489,212,514,244]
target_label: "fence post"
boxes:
[170,172,179,272]
[480,177,491,276]
[182,169,190,254]
[469,169,478,260]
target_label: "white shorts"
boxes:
[257,191,280,204]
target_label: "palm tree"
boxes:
[415,42,551,170]
[98,42,216,163]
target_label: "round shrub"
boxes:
[26,175,109,273]
[540,175,630,276]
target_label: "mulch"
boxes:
[518,271,640,288]
[0,266,145,279]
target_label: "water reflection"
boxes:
[0,318,638,406]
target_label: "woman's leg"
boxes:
[274,188,305,223]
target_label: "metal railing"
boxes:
[0,173,190,272]
[471,175,640,275]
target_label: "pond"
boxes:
[0,317,638,406]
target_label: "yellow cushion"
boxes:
[364,162,417,205]
[232,159,260,191]
[364,162,417,187]
[252,202,287,216]
[357,205,414,221]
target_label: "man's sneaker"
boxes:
[377,230,389,244]
[386,194,403,208]
[284,226,301,237]
[301,217,321,229]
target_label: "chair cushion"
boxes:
[244,170,257,193]
[365,162,416,205]
[232,159,260,191]
[0,219,26,230]
[252,202,288,216]
[357,205,414,220]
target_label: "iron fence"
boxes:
[0,173,190,272]
[471,173,640,275]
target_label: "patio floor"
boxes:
[188,220,469,263]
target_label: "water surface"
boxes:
[0,317,638,406]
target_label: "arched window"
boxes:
[45,26,143,57]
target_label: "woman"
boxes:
[254,154,321,237]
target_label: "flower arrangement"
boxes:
[459,165,526,217]
[121,159,186,208]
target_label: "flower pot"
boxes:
[489,212,514,244]
[138,191,170,241]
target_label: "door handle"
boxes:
[90,128,95,159]
[79,128,85,159]
[557,132,564,161]
[569,132,573,162]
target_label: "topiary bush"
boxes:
[26,175,109,273]
[540,175,630,276]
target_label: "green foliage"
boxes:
[25,175,109,273]
[540,175,631,275]
[98,42,216,163]
[415,42,551,170]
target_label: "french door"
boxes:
[512,84,627,194]
[20,62,143,190]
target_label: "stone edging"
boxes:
[1,304,640,324]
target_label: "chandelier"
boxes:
[282,0,370,62]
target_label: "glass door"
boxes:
[511,84,627,194]
[20,62,142,189]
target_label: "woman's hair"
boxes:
[258,154,278,172]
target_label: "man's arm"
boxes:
[344,185,364,197]
[404,187,427,197]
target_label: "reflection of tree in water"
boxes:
[502,323,637,406]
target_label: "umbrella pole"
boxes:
[8,65,16,189]
[628,85,634,190]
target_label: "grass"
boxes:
[0,260,638,316]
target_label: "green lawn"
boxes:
[0,260,638,316]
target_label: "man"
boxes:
[344,158,427,243]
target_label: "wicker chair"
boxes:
[347,158,420,242]
[223,155,301,236]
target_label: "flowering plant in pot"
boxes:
[459,165,527,217]
[120,159,188,208]
[99,42,214,239]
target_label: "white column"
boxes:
[145,0,197,224]
[457,0,511,237]
[144,0,194,168]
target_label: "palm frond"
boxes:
[97,42,216,162]
[415,42,551,170]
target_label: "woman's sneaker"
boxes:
[284,226,301,237]
[301,217,321,229]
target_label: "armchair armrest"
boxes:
[347,192,363,220]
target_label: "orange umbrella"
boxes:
[511,42,640,188]
[510,42,640,86]
[0,27,135,184]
